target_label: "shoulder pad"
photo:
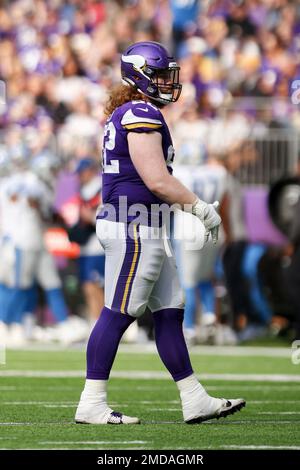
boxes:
[121,101,163,131]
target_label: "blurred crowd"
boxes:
[1,0,300,165]
[1,0,300,347]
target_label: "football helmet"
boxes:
[31,152,61,186]
[121,41,182,105]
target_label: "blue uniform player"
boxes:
[75,41,245,425]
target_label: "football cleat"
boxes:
[107,411,140,425]
[75,409,140,425]
[185,398,246,424]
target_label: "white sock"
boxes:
[83,379,107,396]
[77,379,112,416]
[176,373,206,393]
[177,374,210,405]
[176,374,222,420]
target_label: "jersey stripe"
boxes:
[120,224,140,314]
[111,224,141,314]
[123,122,162,130]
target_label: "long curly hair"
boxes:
[104,84,146,117]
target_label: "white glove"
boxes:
[191,199,222,244]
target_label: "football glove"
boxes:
[191,199,221,244]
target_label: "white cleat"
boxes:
[214,324,238,346]
[121,321,139,344]
[6,323,27,348]
[183,328,197,346]
[0,321,8,346]
[185,398,246,424]
[75,408,140,425]
[106,411,140,425]
[50,316,90,345]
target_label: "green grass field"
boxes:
[0,345,300,450]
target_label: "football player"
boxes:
[173,158,232,344]
[71,158,105,323]
[75,41,245,425]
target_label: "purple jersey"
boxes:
[100,100,174,222]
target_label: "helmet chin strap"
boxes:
[136,85,172,105]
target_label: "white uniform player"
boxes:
[1,172,62,290]
[0,167,89,345]
[0,173,25,344]
[0,173,25,289]
[173,161,229,342]
[73,158,105,323]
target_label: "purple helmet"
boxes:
[121,41,182,105]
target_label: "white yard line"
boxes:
[3,381,300,392]
[203,420,300,425]
[13,447,147,450]
[0,371,85,377]
[2,401,76,405]
[259,411,300,415]
[148,408,181,411]
[249,400,300,404]
[2,400,299,408]
[0,422,39,426]
[0,420,298,426]
[206,385,300,390]
[40,440,149,445]
[1,370,300,382]
[0,422,73,426]
[118,344,293,358]
[112,372,300,382]
[135,400,179,404]
[4,344,292,357]
[44,405,75,408]
[1,402,129,408]
[175,420,296,424]
[43,404,128,408]
[221,445,300,450]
